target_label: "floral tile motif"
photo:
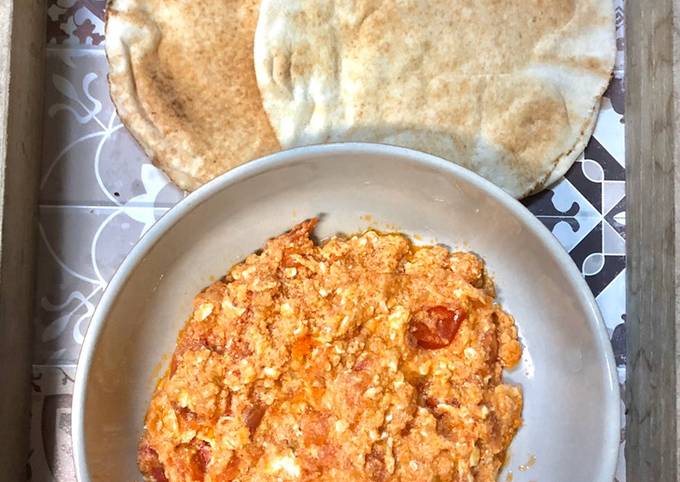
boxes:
[41,49,184,207]
[33,206,169,364]
[47,0,106,47]
[29,365,77,482]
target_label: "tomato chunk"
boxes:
[409,306,466,349]
[244,404,266,434]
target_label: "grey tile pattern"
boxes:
[40,49,184,207]
[34,206,169,363]
[35,47,183,365]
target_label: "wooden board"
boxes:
[625,0,679,480]
[0,0,45,480]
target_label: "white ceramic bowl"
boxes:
[72,143,619,482]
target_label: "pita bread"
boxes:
[106,0,279,191]
[254,0,615,198]
[539,98,600,190]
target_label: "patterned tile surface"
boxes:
[40,49,184,207]
[29,366,77,482]
[47,0,106,46]
[30,0,627,480]
[34,206,171,363]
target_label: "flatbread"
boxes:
[254,0,615,198]
[533,99,600,193]
[106,0,279,191]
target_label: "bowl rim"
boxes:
[71,142,620,481]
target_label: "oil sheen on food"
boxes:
[138,219,523,481]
